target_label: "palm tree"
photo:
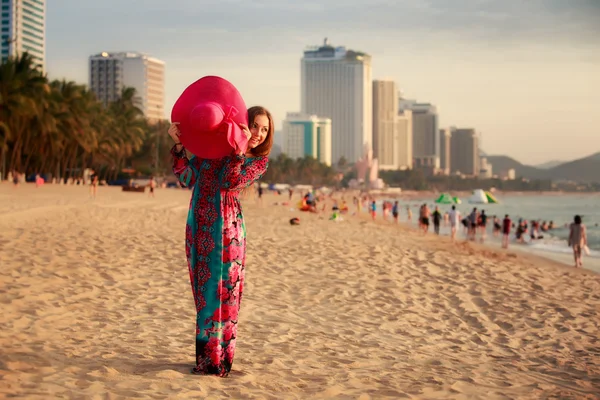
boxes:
[0,52,47,177]
[105,87,146,180]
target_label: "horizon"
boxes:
[45,0,600,165]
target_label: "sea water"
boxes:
[371,193,600,270]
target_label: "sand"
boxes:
[1,184,599,399]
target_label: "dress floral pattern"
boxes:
[171,144,268,376]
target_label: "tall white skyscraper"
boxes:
[301,39,372,164]
[1,0,46,70]
[373,80,399,170]
[282,112,332,166]
[89,52,165,121]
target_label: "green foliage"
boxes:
[0,53,167,181]
[262,153,340,186]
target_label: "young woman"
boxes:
[169,106,273,376]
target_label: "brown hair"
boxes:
[247,106,274,157]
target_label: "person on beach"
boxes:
[515,219,526,243]
[432,206,442,235]
[169,105,272,376]
[392,201,399,223]
[461,217,469,235]
[420,203,430,233]
[568,215,587,268]
[406,206,412,223]
[502,214,512,249]
[449,205,460,241]
[493,216,501,237]
[148,176,156,198]
[530,220,538,241]
[12,170,19,188]
[257,184,264,205]
[89,171,99,199]
[370,200,377,220]
[468,208,478,241]
[478,210,488,242]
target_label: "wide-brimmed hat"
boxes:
[171,76,248,158]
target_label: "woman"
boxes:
[568,215,587,268]
[169,106,273,376]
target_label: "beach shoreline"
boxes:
[1,184,599,399]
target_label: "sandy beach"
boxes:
[1,184,599,399]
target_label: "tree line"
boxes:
[0,53,170,182]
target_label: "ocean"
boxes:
[376,193,600,260]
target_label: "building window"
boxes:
[22,15,42,25]
[23,22,44,35]
[22,29,44,42]
[23,0,45,14]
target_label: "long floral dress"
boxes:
[171,145,268,376]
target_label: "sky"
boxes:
[46,0,600,165]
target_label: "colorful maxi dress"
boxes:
[171,145,268,376]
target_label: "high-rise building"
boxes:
[450,128,479,176]
[89,52,165,121]
[1,0,46,70]
[399,99,439,164]
[439,128,452,175]
[282,112,332,166]
[396,109,413,170]
[301,38,372,164]
[373,80,398,170]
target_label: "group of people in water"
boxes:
[287,191,592,269]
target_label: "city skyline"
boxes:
[44,0,600,164]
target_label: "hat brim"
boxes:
[171,76,249,159]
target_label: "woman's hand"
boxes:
[239,123,252,141]
[168,123,182,144]
[236,123,252,155]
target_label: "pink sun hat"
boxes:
[171,76,249,159]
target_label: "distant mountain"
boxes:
[486,153,600,183]
[535,160,564,169]
[546,152,600,183]
[485,155,546,180]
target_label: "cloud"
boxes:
[49,0,600,46]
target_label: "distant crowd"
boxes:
[265,188,591,269]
